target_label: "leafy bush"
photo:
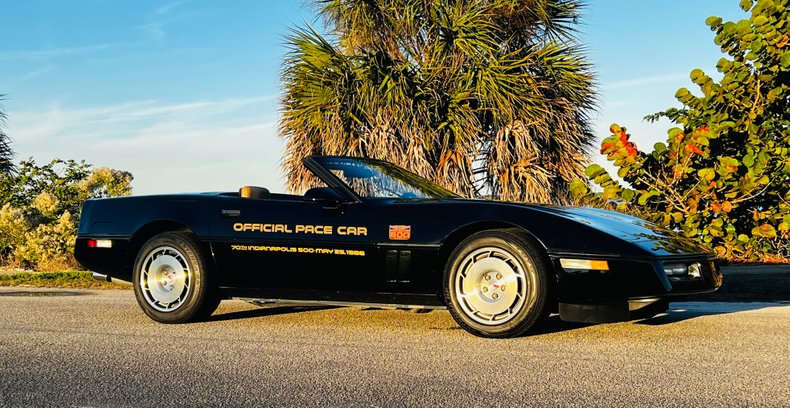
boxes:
[0,159,132,270]
[573,0,790,262]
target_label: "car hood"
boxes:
[520,204,708,257]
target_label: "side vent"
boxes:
[384,250,412,283]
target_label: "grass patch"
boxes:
[0,271,130,290]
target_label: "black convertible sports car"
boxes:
[75,156,722,337]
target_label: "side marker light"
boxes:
[559,258,609,271]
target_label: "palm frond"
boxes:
[0,95,15,175]
[280,1,595,203]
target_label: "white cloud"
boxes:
[155,1,187,15]
[139,0,192,40]
[14,66,56,83]
[604,73,689,90]
[6,96,287,195]
[0,44,114,61]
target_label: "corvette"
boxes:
[75,156,722,337]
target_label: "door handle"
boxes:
[321,201,346,216]
[221,209,240,218]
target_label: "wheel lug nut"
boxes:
[501,285,506,291]
[485,275,491,281]
[496,273,503,280]
[492,293,499,299]
[482,286,488,293]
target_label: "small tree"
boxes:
[0,159,133,270]
[574,0,790,261]
[280,0,596,203]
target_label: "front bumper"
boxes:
[551,255,723,323]
[558,298,671,323]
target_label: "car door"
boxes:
[210,194,379,293]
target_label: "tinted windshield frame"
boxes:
[307,156,459,201]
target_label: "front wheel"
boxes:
[444,230,551,338]
[132,232,220,323]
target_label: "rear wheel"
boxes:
[444,230,551,338]
[133,232,220,323]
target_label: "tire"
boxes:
[443,229,551,338]
[132,232,220,323]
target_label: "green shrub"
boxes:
[573,0,790,262]
[0,159,132,270]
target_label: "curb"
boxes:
[721,265,790,275]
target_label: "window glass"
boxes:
[316,158,457,199]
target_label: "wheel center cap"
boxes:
[480,272,507,301]
[160,268,176,289]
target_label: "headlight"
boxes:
[664,262,703,280]
[687,262,702,279]
[664,263,686,277]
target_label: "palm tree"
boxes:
[279,0,595,203]
[0,95,14,175]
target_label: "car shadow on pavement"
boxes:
[523,315,592,336]
[524,302,787,335]
[208,305,339,322]
[636,302,784,326]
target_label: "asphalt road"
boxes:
[0,289,788,407]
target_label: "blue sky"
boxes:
[0,0,745,195]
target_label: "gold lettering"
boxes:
[337,226,368,236]
[234,222,365,236]
[232,244,365,255]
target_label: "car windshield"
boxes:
[312,157,458,199]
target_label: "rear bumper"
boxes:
[74,237,133,282]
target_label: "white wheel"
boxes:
[139,246,191,312]
[454,247,529,325]
[444,230,551,338]
[133,232,220,323]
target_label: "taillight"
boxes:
[87,239,112,248]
